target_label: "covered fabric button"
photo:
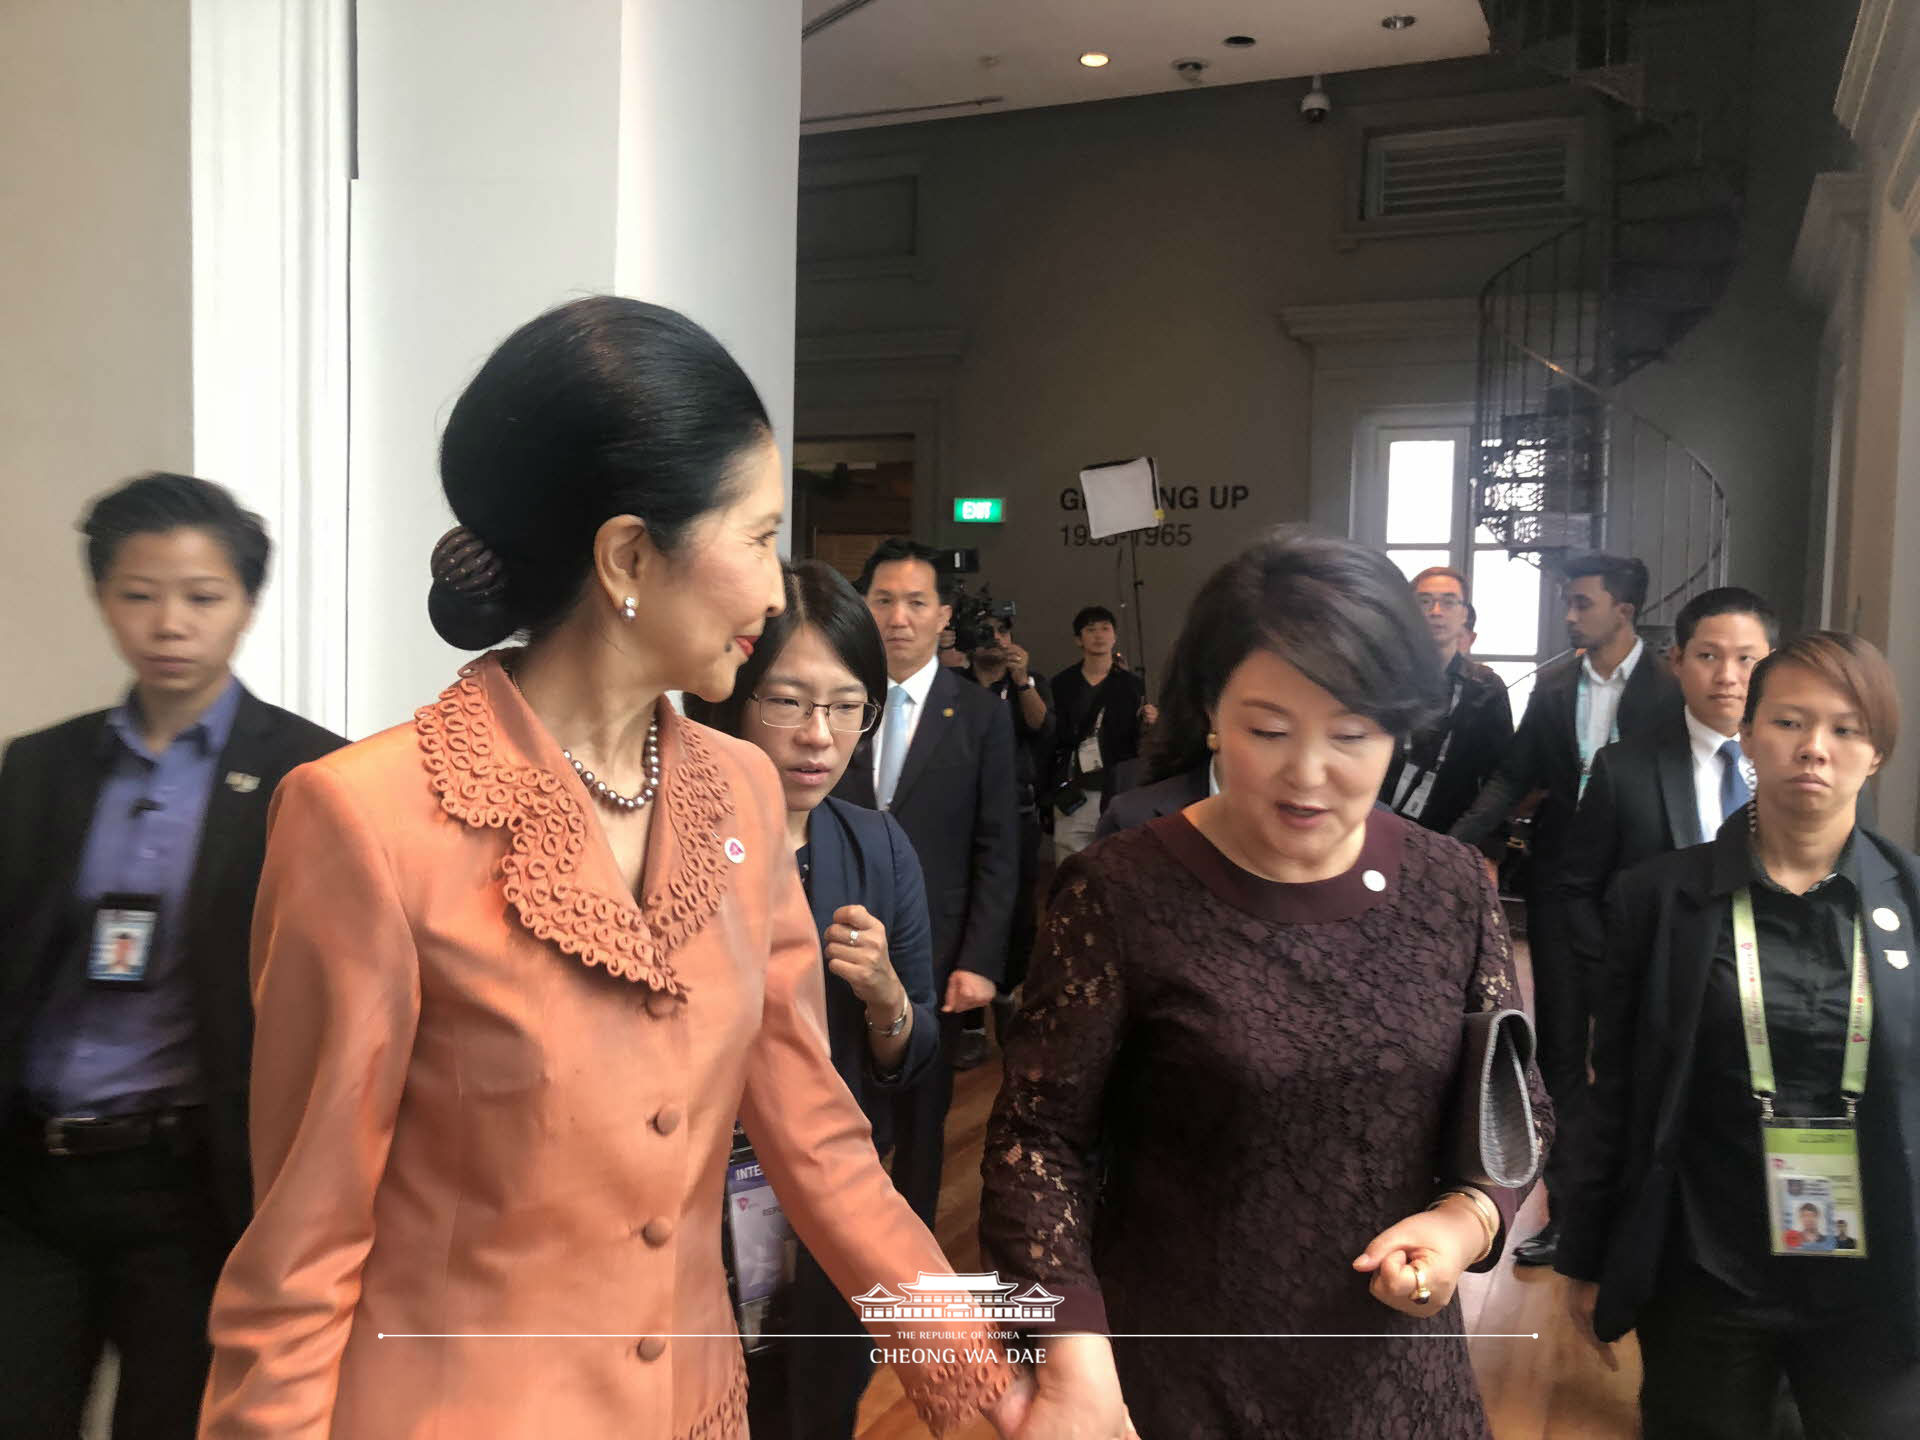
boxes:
[635,1336,667,1362]
[652,1105,683,1135]
[642,1217,675,1246]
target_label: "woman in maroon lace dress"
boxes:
[981,531,1553,1439]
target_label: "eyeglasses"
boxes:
[752,694,881,733]
[1415,593,1465,611]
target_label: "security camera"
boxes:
[1300,74,1330,123]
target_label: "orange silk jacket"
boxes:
[199,655,1011,1438]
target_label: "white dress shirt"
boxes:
[872,653,941,792]
[1579,636,1645,771]
[1685,706,1748,844]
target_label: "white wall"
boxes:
[0,0,194,738]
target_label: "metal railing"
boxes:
[1470,0,1742,623]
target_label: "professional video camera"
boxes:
[948,578,1017,656]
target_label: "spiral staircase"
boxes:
[1473,0,1750,626]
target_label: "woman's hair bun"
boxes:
[428,525,517,650]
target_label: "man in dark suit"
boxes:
[1557,587,1778,988]
[1380,566,1514,853]
[0,473,345,1437]
[833,538,1017,1225]
[1451,552,1681,1266]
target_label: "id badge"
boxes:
[1076,733,1102,776]
[1762,1117,1866,1257]
[88,893,161,988]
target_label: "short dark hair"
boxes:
[854,538,954,605]
[80,472,272,599]
[1145,529,1446,782]
[1072,605,1117,635]
[1410,565,1470,598]
[1744,631,1901,763]
[1466,603,1479,632]
[1562,552,1650,618]
[429,296,772,650]
[683,560,888,737]
[1672,586,1780,650]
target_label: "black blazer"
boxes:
[802,797,941,1121]
[1555,720,1699,981]
[1558,819,1920,1352]
[1451,645,1681,867]
[1094,763,1209,840]
[0,687,345,1238]
[833,666,1018,987]
[1380,655,1515,854]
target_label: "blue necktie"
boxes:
[876,684,911,811]
[1718,737,1752,820]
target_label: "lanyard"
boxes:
[1730,888,1872,1115]
[1391,672,1464,818]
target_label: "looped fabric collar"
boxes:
[413,652,735,1005]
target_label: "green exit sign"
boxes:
[954,497,1004,523]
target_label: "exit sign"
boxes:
[954,497,1004,523]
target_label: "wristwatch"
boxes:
[1015,679,1035,692]
[867,994,911,1037]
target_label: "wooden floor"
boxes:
[853,937,1643,1440]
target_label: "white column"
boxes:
[615,0,803,481]
[344,0,800,737]
[190,0,353,731]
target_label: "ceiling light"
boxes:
[1223,35,1257,48]
[1381,14,1417,28]
[1079,51,1110,68]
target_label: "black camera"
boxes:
[949,580,1017,656]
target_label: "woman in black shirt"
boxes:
[1560,632,1920,1438]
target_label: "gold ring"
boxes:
[1410,1261,1432,1305]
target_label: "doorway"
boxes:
[791,435,915,579]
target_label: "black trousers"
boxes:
[1524,880,1587,1209]
[1639,1267,1920,1440]
[0,1126,229,1440]
[886,1013,959,1228]
[744,1248,875,1440]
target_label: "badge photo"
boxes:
[88,894,161,987]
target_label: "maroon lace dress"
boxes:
[980,809,1551,1439]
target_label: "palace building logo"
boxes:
[851,1271,1064,1324]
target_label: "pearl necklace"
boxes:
[565,718,661,813]
[502,653,661,813]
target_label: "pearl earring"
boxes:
[621,596,637,622]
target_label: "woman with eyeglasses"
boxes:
[685,557,940,1440]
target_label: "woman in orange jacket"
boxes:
[198,298,1129,1440]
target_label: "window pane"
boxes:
[1482,660,1539,720]
[1386,440,1456,545]
[1387,548,1451,583]
[1468,549,1542,656]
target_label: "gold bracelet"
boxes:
[1429,1188,1498,1266]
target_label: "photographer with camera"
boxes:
[963,605,1054,1055]
[1050,606,1153,859]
